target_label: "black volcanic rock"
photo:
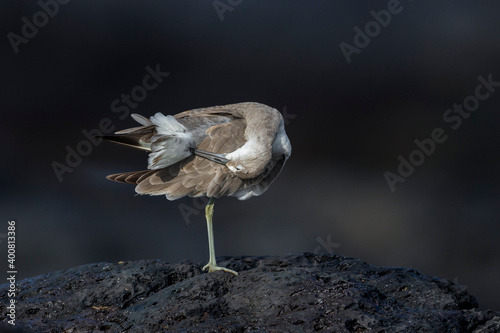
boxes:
[1,253,499,332]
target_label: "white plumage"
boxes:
[147,113,195,170]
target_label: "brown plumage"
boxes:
[104,102,291,200]
[101,102,291,275]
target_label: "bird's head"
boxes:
[226,157,268,179]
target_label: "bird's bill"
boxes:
[194,149,229,165]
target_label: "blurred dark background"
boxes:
[1,1,499,310]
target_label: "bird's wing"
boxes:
[106,170,155,185]
[174,106,243,146]
[111,118,249,200]
[173,104,243,120]
[102,105,243,151]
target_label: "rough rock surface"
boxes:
[1,253,499,332]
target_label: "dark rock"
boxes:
[0,253,498,332]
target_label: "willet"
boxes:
[101,102,291,275]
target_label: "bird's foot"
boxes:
[202,262,238,276]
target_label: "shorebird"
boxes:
[101,102,291,275]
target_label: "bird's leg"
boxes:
[202,197,238,276]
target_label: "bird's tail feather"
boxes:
[106,170,153,184]
[100,134,152,152]
[99,112,195,170]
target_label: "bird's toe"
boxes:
[203,263,238,276]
